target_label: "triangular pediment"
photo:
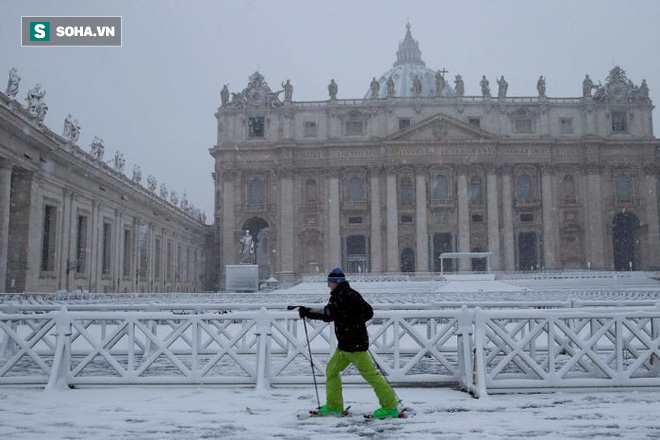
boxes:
[386,112,498,142]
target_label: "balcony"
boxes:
[514,198,540,208]
[430,197,455,208]
[341,200,368,211]
[245,203,270,213]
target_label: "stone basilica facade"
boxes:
[212,25,660,286]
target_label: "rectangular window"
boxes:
[400,214,413,224]
[559,117,573,134]
[435,211,452,224]
[471,214,483,222]
[138,224,148,278]
[348,216,363,225]
[123,229,132,278]
[102,222,112,275]
[345,121,364,136]
[514,118,533,133]
[520,213,534,222]
[468,117,481,128]
[154,237,161,280]
[248,116,265,138]
[398,118,411,130]
[303,121,318,137]
[611,111,627,133]
[75,215,88,273]
[41,205,57,271]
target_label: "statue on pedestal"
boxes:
[220,85,229,106]
[537,76,546,98]
[160,183,168,199]
[411,74,422,96]
[90,136,105,161]
[328,79,338,100]
[63,114,81,143]
[132,165,142,183]
[26,83,48,122]
[582,74,594,98]
[240,229,255,264]
[282,79,293,101]
[6,67,20,98]
[370,77,380,98]
[497,76,508,99]
[386,77,395,97]
[454,75,464,97]
[480,75,490,97]
[113,151,125,172]
[435,70,446,96]
[147,175,157,191]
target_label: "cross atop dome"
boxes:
[394,23,425,67]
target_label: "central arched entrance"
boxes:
[612,212,640,271]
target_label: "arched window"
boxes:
[400,176,413,206]
[562,175,576,203]
[347,177,363,201]
[432,175,449,200]
[616,172,631,201]
[305,179,318,203]
[469,177,483,203]
[249,179,263,205]
[516,174,532,201]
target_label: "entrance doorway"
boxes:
[400,248,415,273]
[433,233,454,272]
[612,212,640,271]
[518,232,538,271]
[346,235,368,273]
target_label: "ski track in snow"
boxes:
[0,387,659,439]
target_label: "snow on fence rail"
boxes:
[1,306,658,396]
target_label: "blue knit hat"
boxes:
[327,267,346,283]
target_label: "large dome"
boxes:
[364,24,455,99]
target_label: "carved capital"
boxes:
[413,164,428,175]
[323,167,341,179]
[485,163,498,175]
[385,164,398,175]
[540,164,557,175]
[279,167,295,180]
[581,162,603,175]
[0,159,13,171]
[498,164,513,176]
[367,165,385,177]
[455,163,469,175]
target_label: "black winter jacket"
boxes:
[306,281,374,352]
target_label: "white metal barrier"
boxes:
[2,305,658,396]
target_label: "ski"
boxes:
[363,407,411,420]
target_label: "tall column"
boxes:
[279,168,295,282]
[585,164,605,269]
[456,165,470,271]
[644,165,660,269]
[500,165,515,270]
[415,165,429,272]
[25,174,42,292]
[114,209,122,291]
[541,165,557,269]
[221,170,236,269]
[369,166,383,273]
[327,168,341,269]
[88,200,99,292]
[386,166,399,272]
[59,189,76,291]
[0,161,12,292]
[132,217,140,291]
[486,164,501,270]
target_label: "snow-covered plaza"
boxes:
[1,274,660,438]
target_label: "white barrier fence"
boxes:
[1,306,658,396]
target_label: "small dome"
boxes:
[365,24,455,99]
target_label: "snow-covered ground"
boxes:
[1,386,659,439]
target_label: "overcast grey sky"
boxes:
[2,0,660,220]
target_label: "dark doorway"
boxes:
[612,212,640,271]
[471,247,487,272]
[346,235,368,273]
[400,248,415,273]
[518,232,538,271]
[433,233,454,272]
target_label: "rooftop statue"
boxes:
[220,85,229,106]
[5,67,20,98]
[480,75,490,97]
[582,74,594,98]
[113,151,125,172]
[132,165,142,183]
[63,114,81,143]
[386,77,395,97]
[370,77,380,99]
[159,183,168,199]
[497,76,508,99]
[180,192,189,210]
[435,70,446,96]
[26,83,48,122]
[537,76,546,98]
[454,75,464,97]
[89,136,105,161]
[147,175,157,191]
[224,72,283,109]
[282,79,293,102]
[170,190,178,206]
[328,79,338,100]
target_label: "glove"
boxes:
[298,306,309,319]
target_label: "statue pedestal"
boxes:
[226,264,259,292]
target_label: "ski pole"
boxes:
[288,306,321,410]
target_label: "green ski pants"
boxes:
[325,349,398,411]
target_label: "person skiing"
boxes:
[298,267,400,419]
